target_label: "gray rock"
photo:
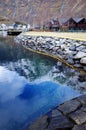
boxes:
[29,115,48,130]
[52,47,59,51]
[67,58,74,65]
[78,75,86,82]
[74,64,82,68]
[48,115,73,130]
[73,52,86,59]
[74,60,80,64]
[60,38,66,44]
[64,49,73,55]
[72,125,86,130]
[80,57,86,65]
[77,94,86,105]
[52,66,60,73]
[55,41,60,45]
[81,104,86,112]
[66,39,73,43]
[73,42,80,47]
[82,42,86,46]
[37,37,44,43]
[27,36,33,39]
[81,49,86,53]
[65,55,73,60]
[52,109,62,117]
[62,55,68,60]
[45,37,52,42]
[69,110,86,125]
[60,44,67,50]
[57,61,62,66]
[83,66,86,71]
[51,40,56,45]
[51,51,56,55]
[76,45,85,51]
[69,45,76,51]
[72,51,77,55]
[58,99,81,115]
[57,49,64,55]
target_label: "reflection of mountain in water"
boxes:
[0,36,84,130]
[0,37,85,90]
[1,58,53,81]
[0,66,80,130]
[1,58,83,90]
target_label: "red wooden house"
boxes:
[44,21,52,30]
[44,17,86,31]
[51,19,60,31]
[73,18,86,30]
[61,18,77,30]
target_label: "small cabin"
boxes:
[74,18,86,30]
[44,21,52,31]
[44,17,86,31]
[62,18,77,30]
[51,19,60,31]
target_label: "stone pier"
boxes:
[28,94,86,130]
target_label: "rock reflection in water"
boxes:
[0,66,80,130]
[0,31,7,37]
[0,36,86,91]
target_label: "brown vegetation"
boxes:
[0,0,86,26]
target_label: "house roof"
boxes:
[45,17,86,27]
[73,18,85,23]
[58,18,69,25]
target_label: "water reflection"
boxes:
[0,36,83,88]
[0,31,7,37]
[0,66,80,130]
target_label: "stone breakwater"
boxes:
[15,34,86,91]
[15,34,86,74]
[15,34,86,130]
[28,94,86,130]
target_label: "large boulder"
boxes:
[80,57,86,65]
[73,52,86,59]
[29,115,48,130]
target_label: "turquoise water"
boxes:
[0,37,80,130]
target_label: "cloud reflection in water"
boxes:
[0,66,80,130]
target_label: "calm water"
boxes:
[0,36,80,130]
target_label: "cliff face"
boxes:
[0,0,86,26]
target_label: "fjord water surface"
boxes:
[0,36,80,130]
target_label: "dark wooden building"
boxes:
[51,19,60,31]
[44,17,86,31]
[62,17,86,30]
[44,19,60,31]
[73,18,86,30]
[44,21,52,31]
[61,18,76,30]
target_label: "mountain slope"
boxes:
[0,0,86,26]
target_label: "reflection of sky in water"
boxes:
[0,66,80,130]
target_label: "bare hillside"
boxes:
[0,0,86,26]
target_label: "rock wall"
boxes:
[15,34,86,75]
[28,94,86,130]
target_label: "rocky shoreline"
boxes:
[28,94,86,130]
[15,34,86,74]
[15,34,86,91]
[15,34,86,130]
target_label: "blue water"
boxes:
[0,66,80,130]
[0,36,80,130]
